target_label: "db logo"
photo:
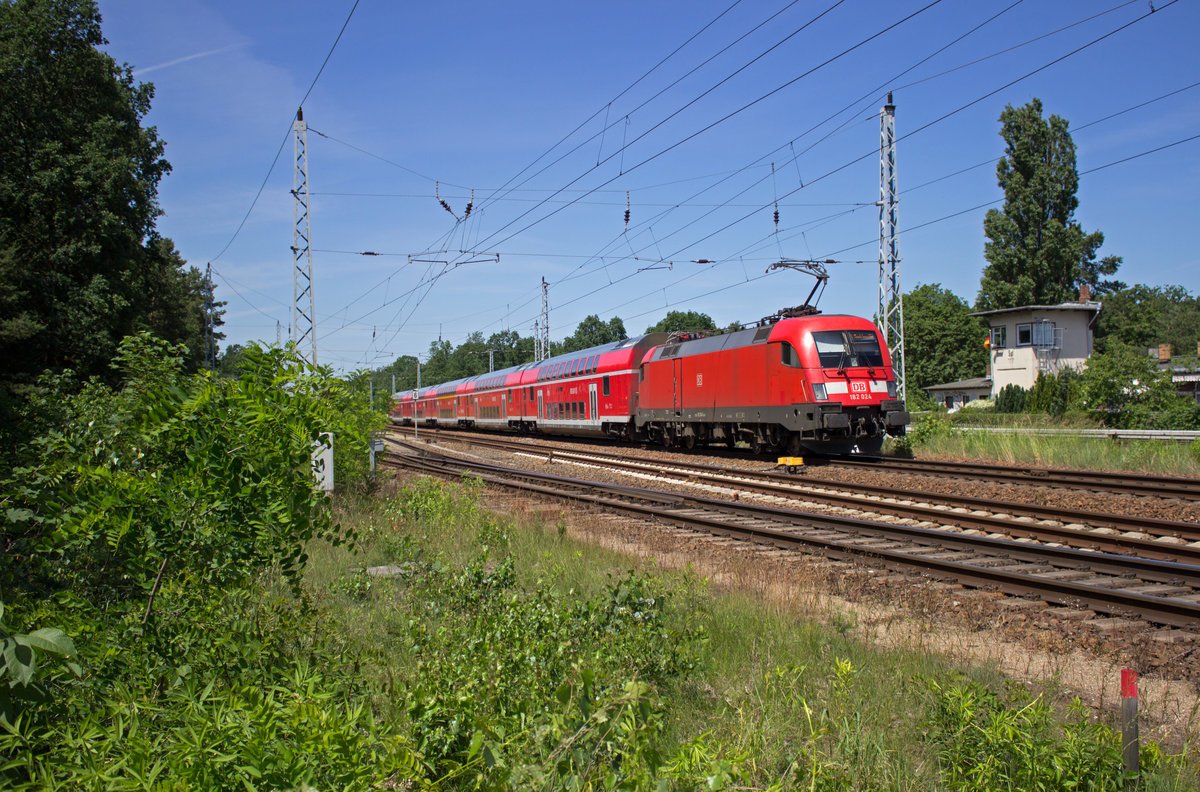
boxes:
[696,373,703,387]
[851,381,867,393]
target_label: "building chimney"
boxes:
[1079,282,1090,303]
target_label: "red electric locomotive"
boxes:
[391,314,907,455]
[636,313,907,455]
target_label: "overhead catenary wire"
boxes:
[207,0,362,263]
[319,0,1039,346]
[319,0,844,343]
[411,0,947,349]
[318,0,1186,367]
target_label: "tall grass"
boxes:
[891,415,1200,476]
[303,475,1198,790]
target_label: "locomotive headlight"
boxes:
[812,383,828,401]
[887,381,896,399]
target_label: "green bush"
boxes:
[0,335,386,789]
[892,412,954,454]
[927,678,1140,792]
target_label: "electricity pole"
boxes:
[877,92,905,402]
[291,107,316,364]
[539,277,550,361]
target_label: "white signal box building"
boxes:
[969,295,1102,394]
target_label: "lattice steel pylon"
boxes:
[290,107,316,364]
[538,277,550,361]
[877,92,905,403]
[203,263,216,370]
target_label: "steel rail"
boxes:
[830,455,1200,500]
[382,442,1200,628]
[388,424,1200,500]
[389,428,1200,558]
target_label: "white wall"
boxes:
[987,308,1094,393]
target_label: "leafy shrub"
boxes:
[927,678,1139,792]
[0,335,386,789]
[1079,345,1199,429]
[373,484,707,789]
[892,413,954,454]
[0,591,422,791]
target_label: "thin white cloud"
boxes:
[135,43,245,76]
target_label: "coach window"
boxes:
[1016,323,1032,346]
[602,376,610,396]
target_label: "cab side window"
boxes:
[780,341,801,368]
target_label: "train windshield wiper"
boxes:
[836,334,851,373]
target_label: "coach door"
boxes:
[537,391,544,422]
[589,383,598,421]
[501,393,507,421]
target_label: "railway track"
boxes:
[391,423,1200,501]
[387,427,1200,565]
[829,455,1200,501]
[381,439,1200,629]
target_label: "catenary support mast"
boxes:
[291,107,316,363]
[538,278,550,361]
[877,92,905,401]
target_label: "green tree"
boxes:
[562,314,627,353]
[485,330,524,369]
[139,238,225,370]
[976,99,1121,311]
[901,284,988,392]
[1079,344,1198,429]
[1094,284,1200,357]
[645,310,717,335]
[452,331,489,379]
[0,0,176,391]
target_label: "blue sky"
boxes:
[97,0,1200,373]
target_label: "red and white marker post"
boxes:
[1120,668,1139,783]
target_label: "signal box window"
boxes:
[990,327,1006,349]
[1017,323,1032,346]
[1032,322,1055,347]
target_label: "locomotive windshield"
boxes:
[811,329,885,368]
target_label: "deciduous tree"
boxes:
[1094,284,1200,357]
[562,314,627,353]
[1,0,179,391]
[645,310,718,335]
[976,99,1121,311]
[901,284,988,392]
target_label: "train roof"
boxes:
[399,333,666,399]
[645,314,878,363]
